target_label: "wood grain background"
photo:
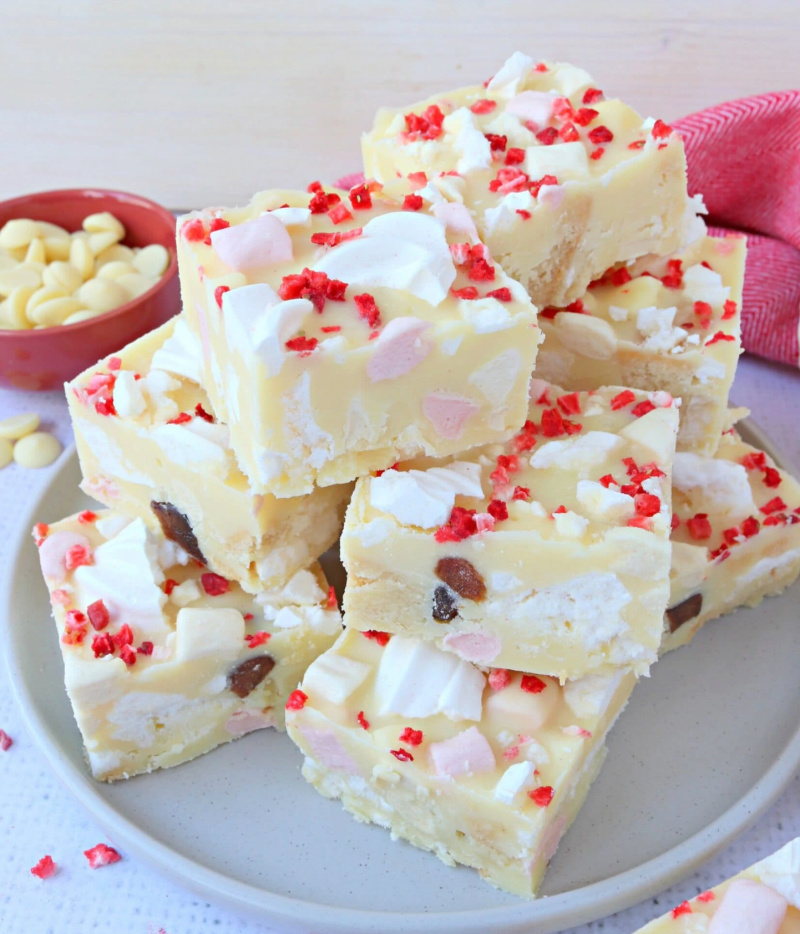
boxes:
[3,1,799,210]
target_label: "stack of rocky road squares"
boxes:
[36,52,800,899]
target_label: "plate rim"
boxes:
[4,420,800,934]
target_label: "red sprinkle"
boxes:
[706,330,735,346]
[697,891,716,903]
[528,785,554,807]
[0,730,12,751]
[687,514,713,540]
[286,690,308,711]
[214,285,230,309]
[390,748,413,762]
[357,711,370,730]
[201,572,230,596]
[399,727,423,747]
[77,510,98,524]
[245,631,271,649]
[470,99,497,114]
[520,674,547,694]
[30,855,57,879]
[722,299,738,320]
[87,599,110,631]
[84,843,122,869]
[326,585,338,610]
[167,412,192,425]
[363,630,391,646]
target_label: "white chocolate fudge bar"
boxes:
[663,432,800,653]
[66,318,351,593]
[534,235,745,456]
[342,380,679,681]
[362,51,698,309]
[176,185,542,496]
[35,509,341,781]
[635,837,800,933]
[286,628,635,897]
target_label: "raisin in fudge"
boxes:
[35,509,341,780]
[66,318,351,593]
[363,51,700,308]
[176,185,542,496]
[341,380,679,681]
[285,628,635,897]
[635,837,800,933]
[664,431,800,653]
[534,235,745,456]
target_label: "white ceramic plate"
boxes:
[5,423,800,934]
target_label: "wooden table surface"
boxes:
[3,1,799,210]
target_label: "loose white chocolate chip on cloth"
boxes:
[0,212,168,330]
[11,430,61,468]
[0,411,40,439]
[0,437,12,469]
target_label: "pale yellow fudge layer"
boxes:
[66,319,351,593]
[176,186,542,497]
[342,381,679,681]
[363,51,697,309]
[286,628,635,898]
[636,837,800,933]
[663,431,800,654]
[36,509,342,781]
[535,235,745,457]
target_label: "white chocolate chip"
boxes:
[97,261,137,280]
[0,438,12,469]
[69,237,95,280]
[133,243,169,278]
[24,238,46,265]
[116,272,157,299]
[88,230,122,256]
[62,309,102,325]
[13,431,62,468]
[5,287,37,328]
[0,264,42,297]
[42,261,83,295]
[75,277,129,313]
[27,295,84,327]
[0,218,39,250]
[95,243,135,266]
[0,412,40,440]
[83,212,126,239]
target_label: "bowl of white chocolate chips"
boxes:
[0,188,180,389]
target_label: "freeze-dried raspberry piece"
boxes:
[286,689,308,710]
[557,392,581,415]
[512,486,530,501]
[661,258,683,289]
[399,727,423,746]
[487,499,508,522]
[137,642,154,656]
[349,183,372,210]
[520,674,546,694]
[574,107,599,126]
[504,147,525,165]
[84,843,122,869]
[402,193,423,211]
[610,390,636,411]
[0,730,12,751]
[65,544,93,570]
[741,451,767,470]
[87,599,110,631]
[30,855,57,879]
[488,669,511,691]
[468,258,495,282]
[470,99,497,114]
[403,104,445,142]
[363,630,391,646]
[761,497,788,515]
[706,330,735,346]
[203,217,230,245]
[434,506,479,543]
[285,336,319,355]
[763,467,782,488]
[528,785,554,807]
[452,286,479,300]
[354,293,381,328]
[671,902,692,918]
[687,514,713,540]
[741,516,761,537]
[327,202,352,225]
[180,218,206,242]
[435,557,486,601]
[201,572,229,596]
[635,493,661,517]
[631,400,656,419]
[167,412,192,425]
[91,633,114,658]
[535,126,558,146]
[485,133,508,152]
[390,748,413,762]
[588,125,613,144]
[652,119,673,139]
[214,285,230,309]
[486,287,512,301]
[119,645,137,667]
[582,87,604,104]
[77,510,98,524]
[245,631,271,649]
[722,299,737,320]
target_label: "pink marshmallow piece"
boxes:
[429,726,496,778]
[506,91,556,128]
[333,172,366,190]
[423,393,479,440]
[224,709,275,736]
[299,726,361,775]
[366,318,432,383]
[442,630,502,665]
[433,202,480,243]
[38,531,91,582]
[538,184,565,209]
[708,879,788,934]
[211,213,293,272]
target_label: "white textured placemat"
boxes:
[1,353,799,934]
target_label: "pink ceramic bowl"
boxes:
[0,189,181,390]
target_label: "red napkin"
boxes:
[674,91,800,368]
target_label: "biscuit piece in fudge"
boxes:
[176,186,542,496]
[35,510,341,780]
[341,380,679,681]
[362,51,699,309]
[663,432,800,654]
[635,837,800,933]
[66,318,351,593]
[535,235,745,456]
[285,628,635,898]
